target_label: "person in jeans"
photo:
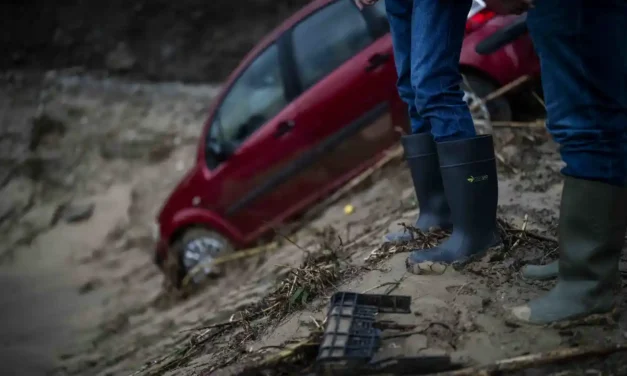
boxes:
[355,0,511,274]
[356,0,627,325]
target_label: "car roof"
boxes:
[223,0,335,83]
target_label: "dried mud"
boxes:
[1,73,625,376]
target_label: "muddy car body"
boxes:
[154,0,540,284]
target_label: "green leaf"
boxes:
[289,287,305,305]
[301,290,310,305]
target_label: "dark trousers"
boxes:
[527,0,627,186]
[385,0,476,142]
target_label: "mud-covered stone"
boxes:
[0,177,35,221]
[62,201,95,223]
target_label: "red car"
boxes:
[154,0,540,285]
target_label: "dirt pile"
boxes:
[2,0,310,82]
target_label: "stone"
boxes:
[30,112,67,150]
[0,201,14,224]
[105,42,137,72]
[62,202,95,223]
[0,177,35,221]
[19,203,61,233]
[499,144,522,167]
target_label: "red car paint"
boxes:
[461,14,540,85]
[154,1,540,266]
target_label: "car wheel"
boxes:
[166,228,234,289]
[461,73,513,134]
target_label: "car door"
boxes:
[287,0,405,185]
[204,42,330,240]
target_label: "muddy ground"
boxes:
[1,69,626,376]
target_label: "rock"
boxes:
[62,202,95,223]
[78,278,103,295]
[0,177,35,221]
[105,42,136,72]
[0,201,14,224]
[499,144,522,167]
[30,112,67,150]
[19,204,61,233]
[100,129,175,162]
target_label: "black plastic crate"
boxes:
[329,292,411,314]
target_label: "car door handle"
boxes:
[274,120,295,138]
[365,53,391,72]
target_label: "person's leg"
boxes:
[522,0,627,282]
[511,0,627,324]
[383,0,452,243]
[404,0,501,269]
[410,0,475,142]
[385,0,429,135]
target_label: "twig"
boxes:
[382,322,454,340]
[453,283,469,301]
[510,214,529,250]
[469,75,532,111]
[430,343,627,376]
[495,151,520,174]
[361,280,402,294]
[474,119,546,128]
[182,242,280,287]
[307,145,403,216]
[532,91,546,109]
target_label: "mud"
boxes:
[2,0,310,82]
[0,71,625,376]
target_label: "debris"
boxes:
[62,202,95,223]
[106,42,137,72]
[30,112,67,151]
[19,203,62,232]
[343,204,354,215]
[474,119,546,129]
[469,75,532,112]
[78,278,103,294]
[293,145,404,232]
[432,344,627,376]
[0,177,35,222]
[0,201,14,224]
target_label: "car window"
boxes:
[211,43,287,145]
[292,0,373,90]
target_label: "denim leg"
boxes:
[385,0,429,134]
[410,0,476,142]
[527,0,627,186]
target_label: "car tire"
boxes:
[461,73,513,124]
[165,227,234,289]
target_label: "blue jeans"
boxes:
[385,0,476,142]
[527,0,627,186]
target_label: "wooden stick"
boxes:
[473,120,546,129]
[430,344,627,376]
[291,145,403,230]
[469,75,532,112]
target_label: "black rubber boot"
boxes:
[510,177,627,324]
[406,135,502,273]
[384,133,452,243]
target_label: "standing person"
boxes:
[496,0,627,324]
[359,0,627,325]
[353,0,531,273]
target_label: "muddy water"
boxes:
[0,185,133,375]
